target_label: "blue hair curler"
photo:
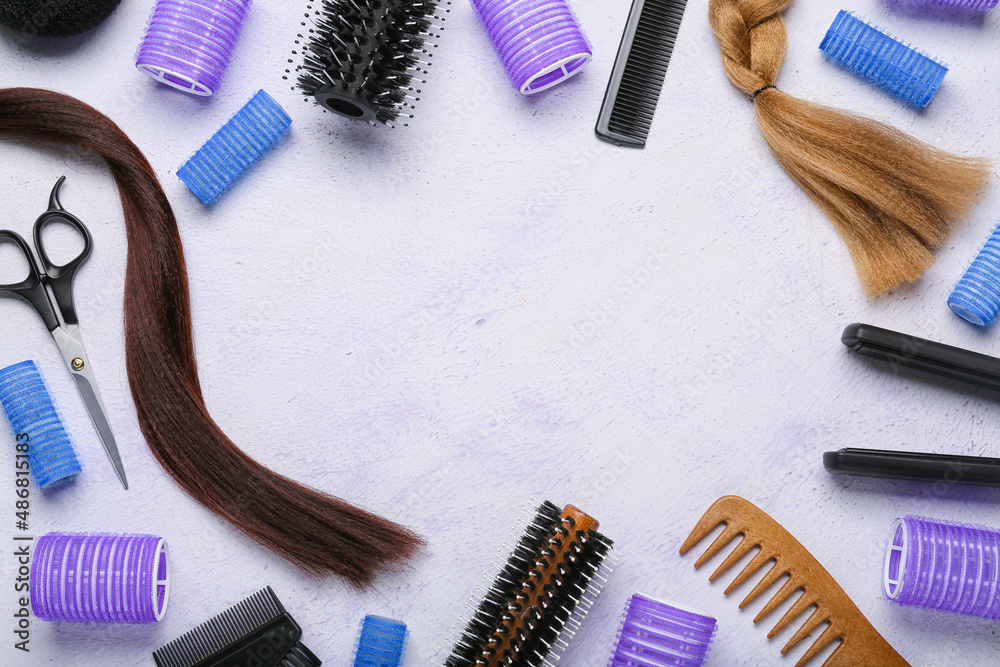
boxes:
[820,10,947,108]
[353,615,407,667]
[178,89,292,204]
[949,219,1000,326]
[0,361,82,488]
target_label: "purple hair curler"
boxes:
[31,533,170,624]
[883,515,1000,618]
[608,593,717,667]
[470,0,592,94]
[135,0,252,96]
[908,0,998,10]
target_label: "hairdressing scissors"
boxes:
[0,177,127,489]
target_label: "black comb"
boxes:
[152,587,321,667]
[596,0,690,148]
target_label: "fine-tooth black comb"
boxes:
[596,0,690,148]
[680,496,910,667]
[441,501,618,666]
[152,587,322,667]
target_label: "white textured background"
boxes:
[1,0,999,664]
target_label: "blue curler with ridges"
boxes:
[353,615,407,667]
[820,10,947,108]
[948,219,1000,326]
[0,361,82,489]
[178,89,292,205]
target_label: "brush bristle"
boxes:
[288,0,447,125]
[443,502,616,667]
[444,502,562,667]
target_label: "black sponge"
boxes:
[0,0,122,38]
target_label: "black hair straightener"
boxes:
[832,323,1000,487]
[824,448,1000,487]
[841,322,1000,391]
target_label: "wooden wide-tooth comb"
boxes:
[679,496,909,667]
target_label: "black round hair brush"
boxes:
[0,0,121,38]
[288,0,449,126]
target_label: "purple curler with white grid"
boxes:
[30,533,170,624]
[470,0,592,95]
[883,515,1000,618]
[135,0,252,96]
[608,592,717,667]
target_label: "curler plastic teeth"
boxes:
[883,515,1000,619]
[354,615,407,667]
[31,532,170,624]
[607,593,717,667]
[136,0,253,96]
[177,89,292,204]
[911,0,998,9]
[948,219,1000,326]
[0,361,81,489]
[470,0,592,95]
[820,10,947,108]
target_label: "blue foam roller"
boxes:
[0,361,82,489]
[354,615,407,667]
[178,89,292,204]
[949,220,1000,327]
[820,10,947,108]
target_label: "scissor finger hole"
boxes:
[0,238,32,285]
[39,218,86,267]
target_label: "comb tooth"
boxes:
[725,549,773,596]
[740,561,784,609]
[780,605,825,653]
[794,622,841,667]
[680,504,727,554]
[769,592,815,639]
[152,587,285,667]
[753,576,799,623]
[680,496,748,556]
[710,535,756,582]
[693,524,741,569]
[679,514,722,556]
[264,586,284,613]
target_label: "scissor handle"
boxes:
[32,177,93,327]
[0,230,60,331]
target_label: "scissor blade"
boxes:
[71,373,128,490]
[52,326,128,490]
